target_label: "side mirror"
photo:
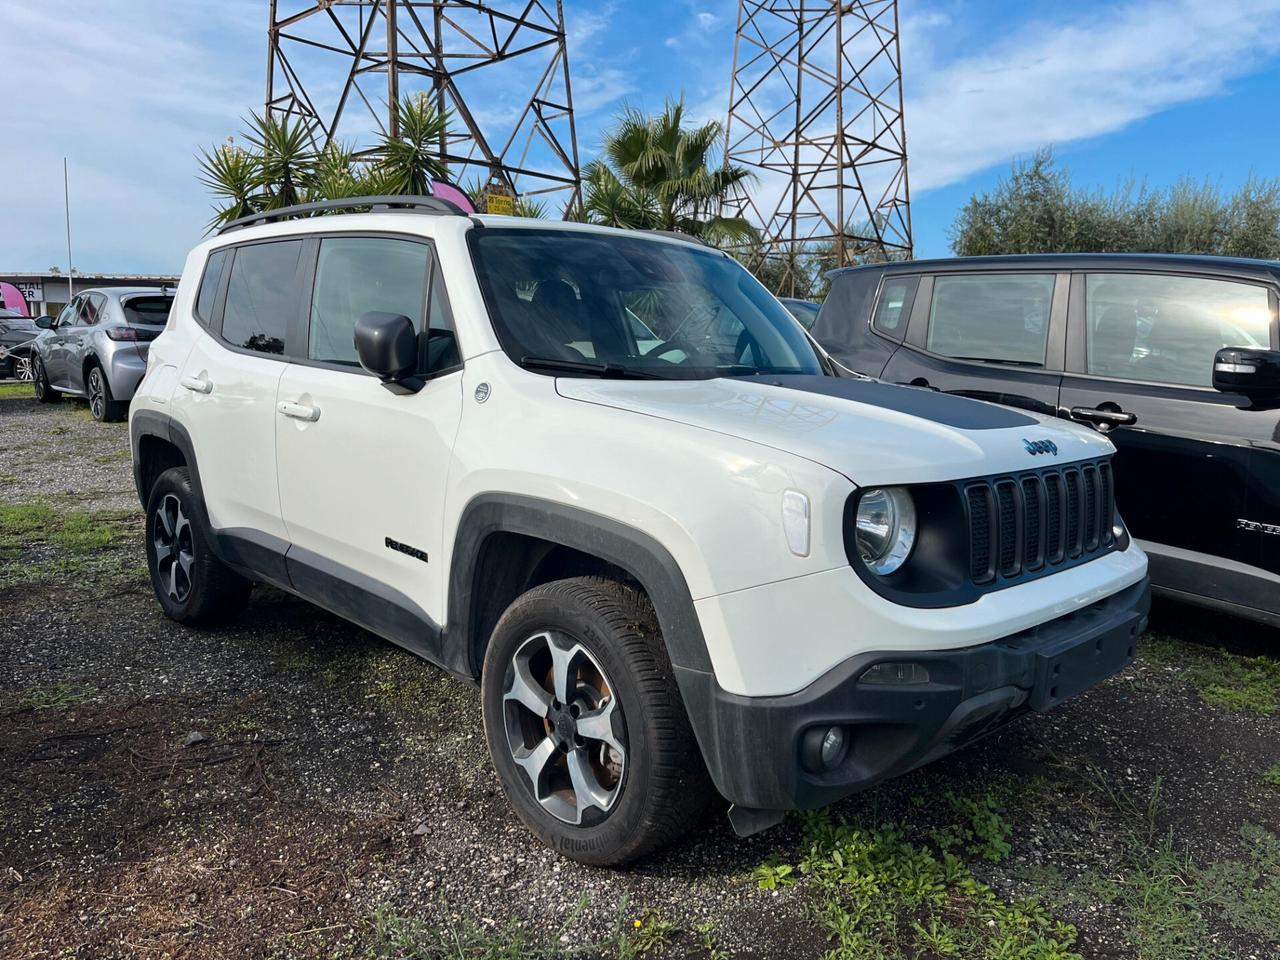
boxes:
[354,311,419,388]
[35,316,53,329]
[1213,347,1280,396]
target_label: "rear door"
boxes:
[274,233,464,649]
[880,271,1067,418]
[65,293,107,393]
[173,238,306,556]
[1060,269,1279,570]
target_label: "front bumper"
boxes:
[677,577,1150,812]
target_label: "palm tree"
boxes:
[585,100,757,245]
[243,113,316,209]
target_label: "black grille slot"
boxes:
[995,480,1020,576]
[1021,476,1044,570]
[1099,462,1115,546]
[1064,469,1082,557]
[1044,472,1063,563]
[966,485,994,584]
[961,458,1115,589]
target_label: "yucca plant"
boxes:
[375,93,451,195]
[243,112,316,209]
[197,138,260,229]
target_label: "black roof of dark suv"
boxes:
[812,252,1280,628]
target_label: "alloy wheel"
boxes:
[13,356,32,382]
[502,630,627,825]
[88,368,105,420]
[33,359,47,399]
[153,493,195,603]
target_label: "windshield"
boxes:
[468,228,823,379]
[122,296,173,325]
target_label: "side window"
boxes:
[872,277,916,336]
[77,293,105,326]
[56,298,80,328]
[222,239,304,356]
[423,259,461,374]
[195,248,229,326]
[1085,273,1272,387]
[926,274,1055,366]
[308,236,430,367]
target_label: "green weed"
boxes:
[1264,765,1280,789]
[1142,634,1280,715]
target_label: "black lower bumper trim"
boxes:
[677,577,1150,811]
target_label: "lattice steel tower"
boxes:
[723,0,912,294]
[266,0,582,212]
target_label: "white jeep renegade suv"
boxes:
[130,197,1150,865]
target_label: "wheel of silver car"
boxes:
[13,355,32,382]
[502,629,627,825]
[87,366,107,421]
[152,493,195,604]
[482,577,713,865]
[32,356,59,403]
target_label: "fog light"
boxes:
[860,662,930,685]
[801,725,849,772]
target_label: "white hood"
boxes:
[556,375,1114,487]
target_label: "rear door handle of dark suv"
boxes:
[1068,406,1137,431]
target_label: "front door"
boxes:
[881,271,1067,418]
[44,297,81,386]
[274,234,464,651]
[1060,270,1278,569]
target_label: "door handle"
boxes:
[1068,406,1136,431]
[278,400,320,422]
[180,375,212,394]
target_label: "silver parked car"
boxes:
[31,287,174,421]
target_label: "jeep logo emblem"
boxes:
[1022,438,1058,456]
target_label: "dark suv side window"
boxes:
[222,240,304,355]
[872,277,915,336]
[1085,273,1272,387]
[926,274,1055,366]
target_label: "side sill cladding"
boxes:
[445,494,715,680]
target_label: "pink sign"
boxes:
[430,179,476,214]
[0,282,30,317]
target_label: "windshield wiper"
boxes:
[519,356,660,380]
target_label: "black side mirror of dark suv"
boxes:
[354,311,422,393]
[35,316,53,329]
[1213,347,1280,396]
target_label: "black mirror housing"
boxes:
[1213,347,1280,396]
[354,312,418,383]
[35,316,53,329]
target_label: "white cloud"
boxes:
[905,0,1280,191]
[696,12,717,29]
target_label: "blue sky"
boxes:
[3,0,1280,273]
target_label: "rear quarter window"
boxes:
[194,248,230,326]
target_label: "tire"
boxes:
[144,466,251,625]
[86,363,127,422]
[13,354,33,382]
[32,356,60,403]
[482,577,713,865]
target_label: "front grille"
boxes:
[964,459,1115,586]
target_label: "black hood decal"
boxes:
[735,375,1038,430]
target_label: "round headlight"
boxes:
[854,487,917,575]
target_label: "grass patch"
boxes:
[94,447,132,465]
[1264,765,1280,790]
[753,785,1080,960]
[0,381,33,400]
[3,681,96,711]
[1142,634,1280,715]
[281,899,682,960]
[0,502,144,588]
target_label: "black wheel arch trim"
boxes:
[445,494,714,680]
[131,410,205,508]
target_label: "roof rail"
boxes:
[215,195,466,235]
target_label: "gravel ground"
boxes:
[2,389,1278,959]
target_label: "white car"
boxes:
[130,197,1150,865]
